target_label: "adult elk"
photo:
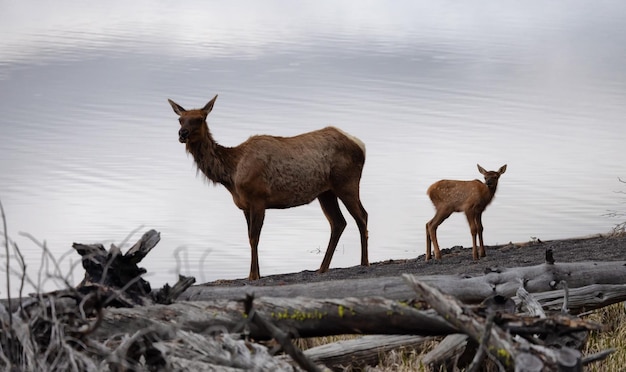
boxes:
[425,164,507,261]
[168,95,369,280]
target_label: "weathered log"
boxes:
[71,230,195,306]
[298,335,433,370]
[90,296,457,341]
[421,334,469,370]
[90,292,604,345]
[152,275,196,305]
[180,261,626,306]
[72,229,160,305]
[515,284,626,314]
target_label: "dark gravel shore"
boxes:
[202,233,626,287]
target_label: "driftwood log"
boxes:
[89,285,620,341]
[297,335,434,369]
[71,229,195,306]
[180,260,626,310]
[89,296,457,341]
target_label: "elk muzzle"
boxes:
[178,128,189,143]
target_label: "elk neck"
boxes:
[185,130,237,191]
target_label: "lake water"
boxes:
[2,1,626,295]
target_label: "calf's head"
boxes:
[477,164,507,189]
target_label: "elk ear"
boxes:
[202,95,218,115]
[477,164,487,175]
[168,99,186,116]
[498,164,507,174]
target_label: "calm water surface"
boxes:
[1,1,626,295]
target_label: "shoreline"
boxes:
[199,233,626,288]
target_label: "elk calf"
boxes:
[425,164,507,261]
[168,95,369,280]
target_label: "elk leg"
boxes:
[465,211,479,261]
[476,212,486,257]
[425,222,432,260]
[317,191,347,273]
[245,207,265,280]
[337,191,369,267]
[426,209,453,260]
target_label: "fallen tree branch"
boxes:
[180,261,626,308]
[403,274,521,369]
[152,275,196,305]
[582,348,616,365]
[72,230,159,305]
[402,274,600,371]
[512,284,626,315]
[299,335,433,370]
[421,334,469,370]
[467,312,497,372]
[71,230,194,306]
[90,296,457,341]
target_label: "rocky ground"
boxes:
[203,233,626,287]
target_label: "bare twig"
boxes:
[560,280,570,314]
[0,199,13,328]
[11,241,27,316]
[244,294,323,372]
[173,245,190,279]
[199,247,214,283]
[21,232,75,291]
[467,311,496,372]
[582,348,616,365]
[153,275,196,304]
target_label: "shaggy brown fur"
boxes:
[426,164,507,261]
[168,95,369,280]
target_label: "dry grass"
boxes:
[582,303,626,371]
[370,344,435,372]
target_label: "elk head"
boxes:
[168,95,218,144]
[478,164,507,191]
